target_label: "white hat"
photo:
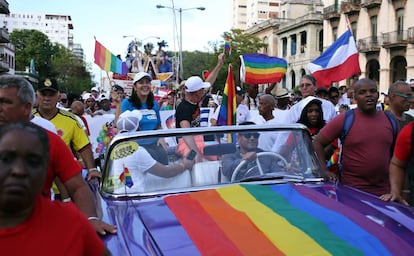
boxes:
[116,110,142,133]
[99,93,110,102]
[82,93,93,101]
[91,86,99,92]
[185,76,211,92]
[133,72,152,84]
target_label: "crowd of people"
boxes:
[1,54,414,252]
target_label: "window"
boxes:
[351,22,357,40]
[300,31,307,53]
[397,8,404,39]
[282,37,287,57]
[333,27,338,41]
[291,35,297,56]
[370,16,377,43]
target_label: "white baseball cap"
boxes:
[133,72,152,84]
[185,76,211,92]
[116,110,142,133]
[90,86,99,92]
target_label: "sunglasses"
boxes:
[330,95,339,99]
[241,133,260,139]
[60,99,68,103]
[394,92,413,100]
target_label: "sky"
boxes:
[10,0,232,83]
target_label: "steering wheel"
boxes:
[231,152,289,182]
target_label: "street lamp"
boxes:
[156,4,205,79]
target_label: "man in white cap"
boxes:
[90,86,100,100]
[175,76,211,162]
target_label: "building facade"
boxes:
[233,0,282,30]
[244,0,324,90]
[1,12,74,48]
[0,0,13,75]
[323,0,414,92]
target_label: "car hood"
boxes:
[101,183,414,255]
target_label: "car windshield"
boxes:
[100,124,323,198]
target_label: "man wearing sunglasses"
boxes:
[386,80,414,128]
[222,122,281,181]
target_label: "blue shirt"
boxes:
[121,98,161,144]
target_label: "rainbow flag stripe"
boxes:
[138,184,413,255]
[119,166,133,188]
[240,54,287,84]
[217,64,236,126]
[94,40,127,75]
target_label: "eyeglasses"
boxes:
[394,92,413,100]
[300,83,313,88]
[241,133,260,139]
[60,99,68,103]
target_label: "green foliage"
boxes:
[10,29,95,94]
[209,28,267,92]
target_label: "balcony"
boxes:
[361,0,382,9]
[341,1,361,15]
[323,4,340,20]
[0,0,9,15]
[0,27,9,43]
[382,30,408,48]
[358,36,380,53]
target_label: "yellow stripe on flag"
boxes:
[217,185,330,255]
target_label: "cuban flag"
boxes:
[307,29,360,87]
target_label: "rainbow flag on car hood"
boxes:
[138,184,413,255]
[240,54,287,84]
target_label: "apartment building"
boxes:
[233,0,281,30]
[0,0,13,75]
[1,12,74,48]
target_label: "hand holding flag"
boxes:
[217,64,236,126]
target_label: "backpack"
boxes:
[337,109,398,179]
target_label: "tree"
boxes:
[10,29,95,93]
[208,28,267,92]
[10,29,55,77]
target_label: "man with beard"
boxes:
[313,78,396,196]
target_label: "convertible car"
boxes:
[98,124,414,255]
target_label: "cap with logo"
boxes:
[38,78,59,92]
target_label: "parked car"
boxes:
[98,124,414,255]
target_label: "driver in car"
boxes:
[222,122,284,181]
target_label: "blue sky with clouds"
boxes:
[10,0,232,81]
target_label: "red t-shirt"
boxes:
[319,109,393,196]
[43,130,83,197]
[394,121,413,162]
[0,196,105,255]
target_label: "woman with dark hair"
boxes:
[297,98,326,139]
[117,72,168,164]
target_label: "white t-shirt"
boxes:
[31,115,57,133]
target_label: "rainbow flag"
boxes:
[119,165,133,188]
[217,64,236,126]
[139,184,413,255]
[224,35,231,56]
[94,39,128,75]
[240,53,287,84]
